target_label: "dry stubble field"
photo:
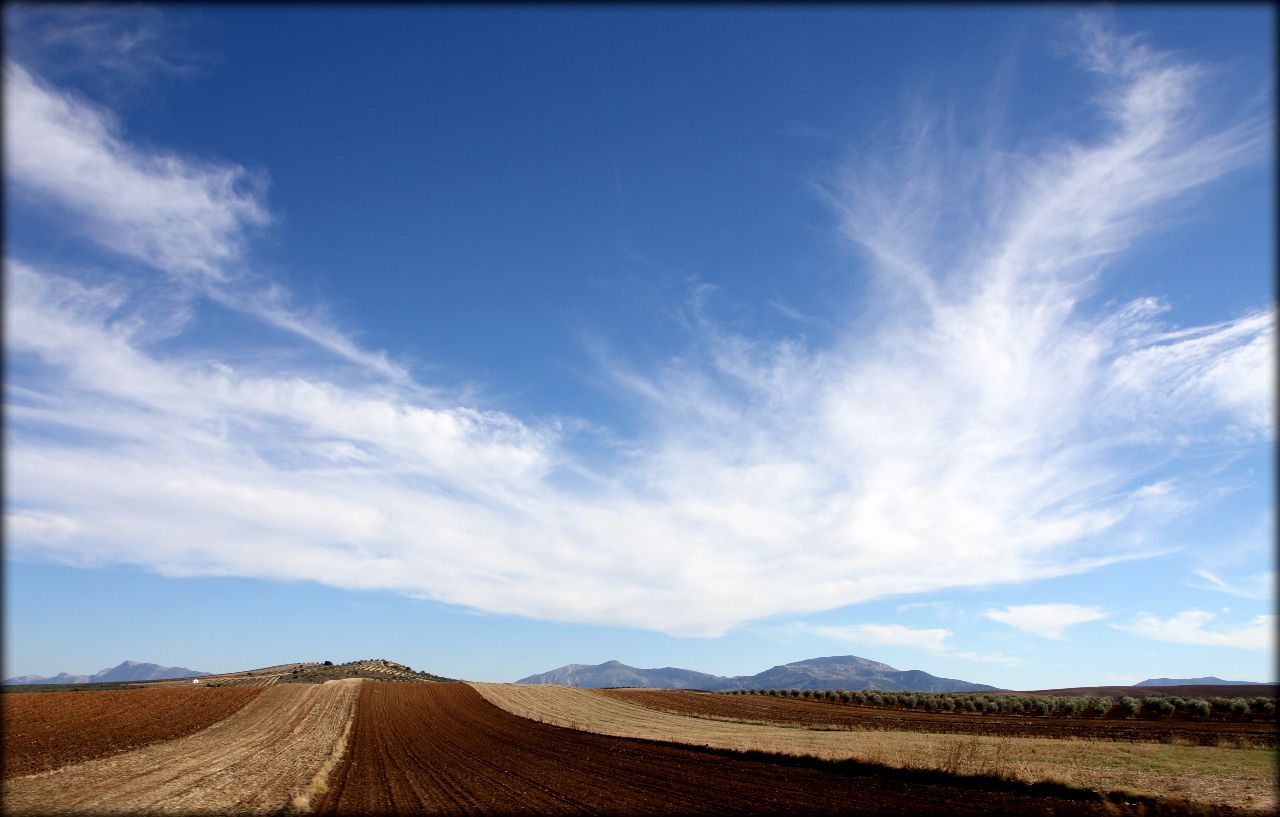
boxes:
[315,681,1183,816]
[472,683,1278,812]
[603,689,1276,746]
[3,677,1271,816]
[2,679,360,815]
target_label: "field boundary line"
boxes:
[289,679,364,813]
[468,682,1277,813]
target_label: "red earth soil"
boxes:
[602,690,1277,748]
[313,682,1228,816]
[2,685,264,778]
[1029,685,1277,699]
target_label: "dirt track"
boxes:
[314,681,1217,816]
[2,679,360,815]
[604,690,1278,747]
[2,685,263,778]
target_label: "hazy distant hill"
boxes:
[518,655,1000,692]
[517,659,725,689]
[4,660,207,685]
[1136,676,1267,687]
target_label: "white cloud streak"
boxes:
[1116,611,1276,651]
[4,18,1274,637]
[984,604,1108,640]
[1192,570,1275,601]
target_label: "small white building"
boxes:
[191,678,201,684]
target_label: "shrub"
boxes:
[870,693,883,705]
[1120,697,1141,717]
[942,697,956,712]
[1191,699,1211,717]
[839,690,852,703]
[1153,699,1176,717]
[854,691,867,704]
[983,700,999,714]
[1230,698,1249,716]
[1035,698,1054,716]
[924,697,937,712]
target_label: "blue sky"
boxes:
[4,5,1274,688]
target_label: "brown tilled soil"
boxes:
[2,679,361,815]
[313,682,1225,816]
[1,685,263,778]
[1030,685,1277,699]
[604,690,1278,747]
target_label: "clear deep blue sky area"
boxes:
[4,5,1274,687]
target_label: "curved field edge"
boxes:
[603,690,1276,747]
[2,685,265,778]
[468,683,1277,813]
[315,682,1203,817]
[1,679,362,815]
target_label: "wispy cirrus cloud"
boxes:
[1192,570,1275,601]
[4,16,1273,638]
[984,604,1108,640]
[4,59,406,381]
[1115,610,1276,651]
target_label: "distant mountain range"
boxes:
[517,655,1001,692]
[1136,676,1268,687]
[4,660,208,685]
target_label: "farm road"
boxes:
[2,678,361,815]
[314,681,1162,816]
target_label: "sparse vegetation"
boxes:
[279,659,451,685]
[715,688,1275,722]
[477,683,1279,812]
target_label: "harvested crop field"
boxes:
[315,681,1239,816]
[1,685,263,778]
[603,690,1278,747]
[2,678,360,815]
[475,684,1276,812]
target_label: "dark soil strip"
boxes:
[313,682,1237,817]
[2,685,264,778]
[603,689,1277,748]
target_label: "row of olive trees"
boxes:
[720,688,1275,719]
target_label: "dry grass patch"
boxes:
[470,683,1277,813]
[4,678,363,815]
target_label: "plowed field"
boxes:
[603,690,1278,747]
[475,684,1276,811]
[314,682,1219,816]
[1,685,263,778]
[2,678,361,815]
